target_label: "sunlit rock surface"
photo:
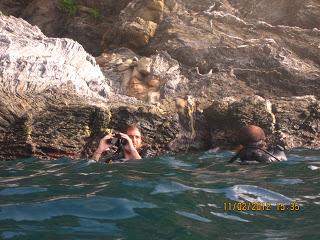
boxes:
[0,15,110,99]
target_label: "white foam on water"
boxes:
[225,185,293,205]
[303,195,319,200]
[176,211,211,223]
[151,181,196,194]
[210,211,250,223]
[151,181,220,195]
[308,165,319,170]
[207,203,219,208]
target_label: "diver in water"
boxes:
[229,125,287,164]
[92,124,150,163]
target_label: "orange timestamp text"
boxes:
[223,201,300,211]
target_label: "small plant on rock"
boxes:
[88,7,101,19]
[60,0,79,16]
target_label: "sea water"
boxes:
[0,149,319,239]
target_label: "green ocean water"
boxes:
[0,149,319,240]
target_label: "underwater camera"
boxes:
[106,133,128,147]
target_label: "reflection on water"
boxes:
[210,211,250,223]
[0,196,156,221]
[224,185,293,205]
[308,165,319,170]
[151,181,198,194]
[176,211,212,223]
[0,187,47,196]
[0,149,319,239]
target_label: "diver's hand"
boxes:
[97,134,113,152]
[92,134,112,161]
[119,133,135,152]
[119,133,141,160]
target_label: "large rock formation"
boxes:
[0,0,133,56]
[0,1,320,160]
[229,0,320,29]
[204,95,320,149]
[102,0,164,49]
[0,15,110,98]
[0,15,181,160]
[145,0,320,98]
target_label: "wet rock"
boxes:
[204,95,320,149]
[204,96,274,147]
[271,96,320,149]
[0,92,182,160]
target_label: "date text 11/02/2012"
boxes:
[223,201,300,211]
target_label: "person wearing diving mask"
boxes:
[229,125,287,164]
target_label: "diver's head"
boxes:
[238,125,266,147]
[126,124,142,150]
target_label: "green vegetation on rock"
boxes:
[88,7,100,19]
[60,0,79,16]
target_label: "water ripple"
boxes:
[224,185,293,205]
[210,211,250,222]
[0,196,156,221]
[0,150,319,239]
[0,187,47,196]
[176,211,211,223]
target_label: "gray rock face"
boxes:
[0,0,28,16]
[0,1,320,161]
[229,0,320,29]
[146,0,320,97]
[102,0,164,50]
[1,0,133,56]
[0,15,182,161]
[271,96,320,149]
[0,15,110,98]
[97,48,187,99]
[20,0,105,56]
[204,95,320,149]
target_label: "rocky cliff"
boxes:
[0,0,319,160]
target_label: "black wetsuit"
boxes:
[229,144,287,164]
[102,147,152,163]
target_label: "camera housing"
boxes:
[106,133,128,147]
